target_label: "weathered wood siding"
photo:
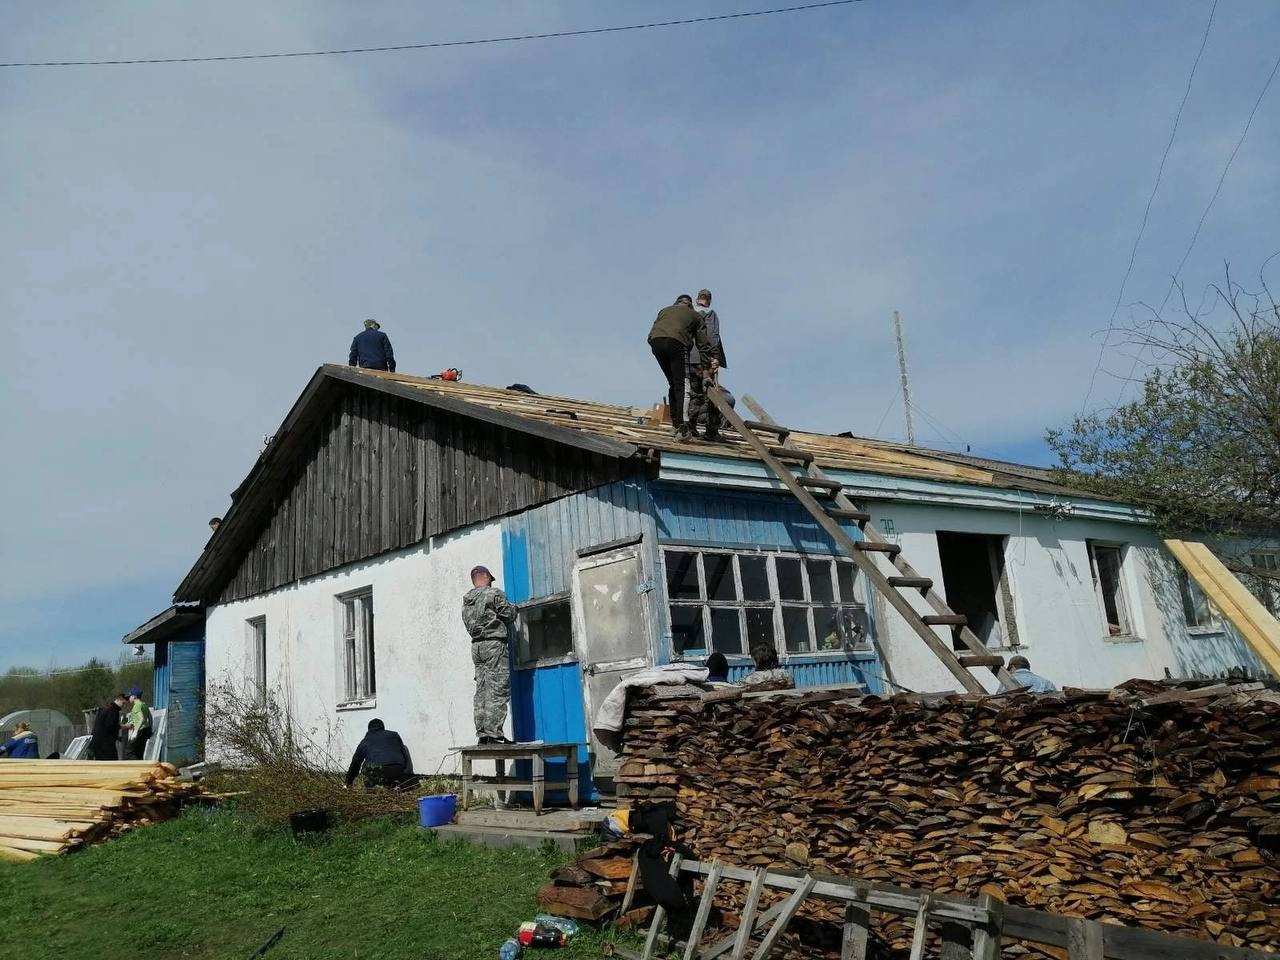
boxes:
[217,386,634,603]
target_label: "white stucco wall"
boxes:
[204,520,506,775]
[865,503,1273,693]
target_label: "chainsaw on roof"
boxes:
[430,368,462,382]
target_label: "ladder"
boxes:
[707,388,1016,695]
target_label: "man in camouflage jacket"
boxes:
[461,565,518,743]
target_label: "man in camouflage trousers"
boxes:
[461,565,518,743]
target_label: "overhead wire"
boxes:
[1079,0,1218,414]
[0,1,863,68]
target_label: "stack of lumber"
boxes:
[0,760,201,862]
[535,838,648,925]
[614,681,1280,953]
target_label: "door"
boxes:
[572,545,654,780]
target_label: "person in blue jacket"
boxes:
[348,318,396,372]
[0,722,38,758]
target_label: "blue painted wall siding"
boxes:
[152,642,172,710]
[151,622,205,766]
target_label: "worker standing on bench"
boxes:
[348,318,396,372]
[648,294,717,442]
[687,288,728,442]
[462,565,518,744]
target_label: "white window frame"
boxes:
[246,616,267,699]
[516,592,576,668]
[1249,551,1279,617]
[1176,568,1219,632]
[336,589,376,708]
[661,547,873,659]
[1087,541,1135,640]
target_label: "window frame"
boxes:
[246,615,267,700]
[1249,551,1280,617]
[661,546,873,660]
[1176,568,1219,632]
[1087,541,1135,640]
[336,588,376,707]
[515,592,577,668]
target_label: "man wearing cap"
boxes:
[348,318,396,372]
[648,294,716,442]
[122,687,153,760]
[461,565,518,743]
[687,289,728,441]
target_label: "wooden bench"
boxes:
[455,741,580,815]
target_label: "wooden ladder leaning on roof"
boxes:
[706,387,1016,695]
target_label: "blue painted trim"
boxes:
[657,451,1149,524]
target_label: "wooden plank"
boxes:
[751,874,815,960]
[907,895,931,960]
[618,854,641,917]
[840,888,871,960]
[971,893,1002,960]
[1166,539,1280,675]
[683,859,723,960]
[730,868,768,960]
[1067,918,1104,960]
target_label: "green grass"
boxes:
[0,809,629,960]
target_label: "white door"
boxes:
[572,545,654,779]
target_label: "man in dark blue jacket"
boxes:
[345,718,413,787]
[348,319,396,372]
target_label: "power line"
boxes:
[1079,0,1218,414]
[1114,45,1280,405]
[0,1,863,68]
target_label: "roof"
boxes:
[335,366,1094,499]
[122,604,204,646]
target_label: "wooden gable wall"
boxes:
[216,385,637,603]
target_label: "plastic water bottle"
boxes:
[517,922,566,948]
[499,938,522,960]
[533,915,580,938]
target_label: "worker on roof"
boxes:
[1000,655,1058,693]
[345,718,414,788]
[648,294,716,442]
[0,722,39,759]
[687,289,729,442]
[348,318,396,372]
[462,565,518,744]
[89,694,127,760]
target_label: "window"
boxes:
[517,595,574,665]
[662,548,871,657]
[936,532,1018,649]
[246,616,266,698]
[1088,542,1132,637]
[1250,551,1279,616]
[1177,569,1216,629]
[338,590,376,703]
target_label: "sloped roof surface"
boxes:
[344,367,1090,498]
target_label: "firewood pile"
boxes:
[536,838,653,928]
[0,760,203,861]
[612,681,1280,954]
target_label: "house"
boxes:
[153,365,1277,789]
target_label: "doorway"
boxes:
[935,532,1017,649]
[571,545,654,785]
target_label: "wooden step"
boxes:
[742,419,790,437]
[888,575,933,590]
[826,507,871,524]
[796,476,843,492]
[923,614,968,626]
[958,654,1004,669]
[768,445,813,462]
[854,541,902,556]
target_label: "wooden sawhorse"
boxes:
[456,741,580,815]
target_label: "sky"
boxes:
[2,1,1278,670]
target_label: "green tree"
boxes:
[1048,261,1280,579]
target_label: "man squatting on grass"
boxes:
[345,719,413,788]
[461,565,517,744]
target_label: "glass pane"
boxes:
[807,559,834,603]
[837,562,857,602]
[745,608,775,653]
[704,553,737,602]
[814,606,843,650]
[665,551,701,600]
[1094,547,1127,633]
[710,609,744,655]
[527,600,574,660]
[343,599,355,637]
[776,558,804,601]
[670,605,706,654]
[782,606,811,653]
[740,556,770,601]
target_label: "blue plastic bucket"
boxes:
[418,793,458,828]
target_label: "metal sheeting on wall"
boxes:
[650,482,864,554]
[159,625,206,766]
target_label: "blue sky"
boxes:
[2,1,1277,669]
